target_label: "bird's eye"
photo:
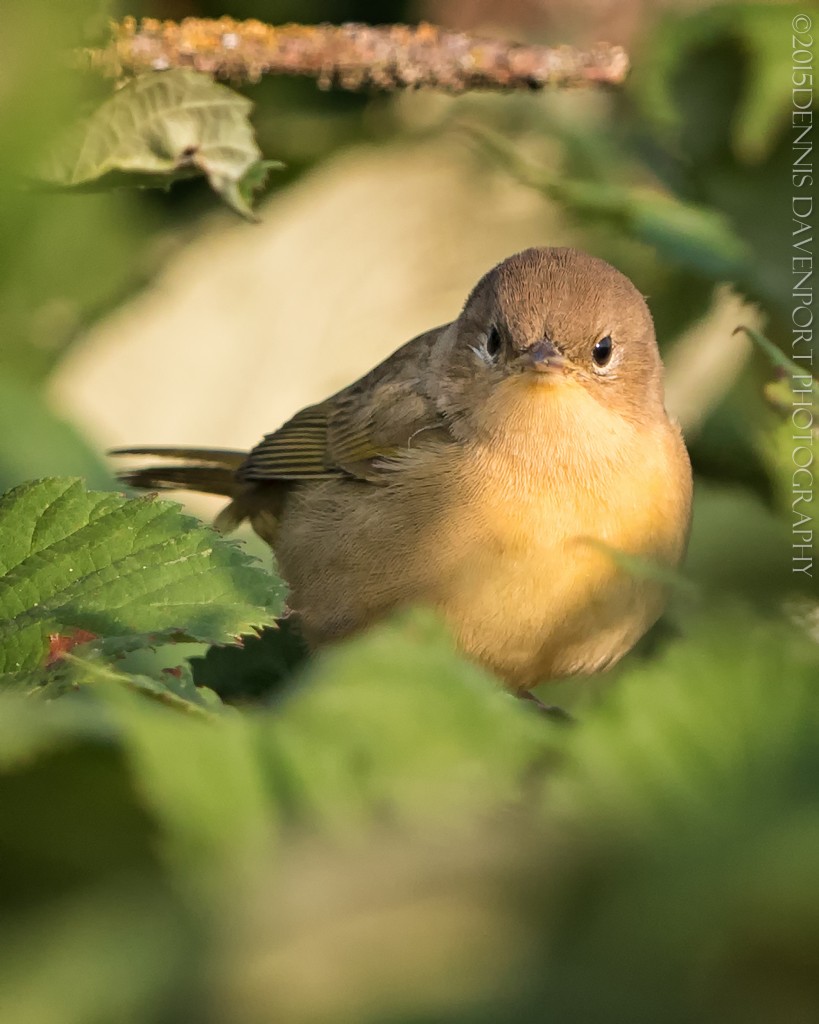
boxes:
[485,326,502,359]
[592,335,613,367]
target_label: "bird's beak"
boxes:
[523,339,567,374]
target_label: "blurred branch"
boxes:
[82,17,629,92]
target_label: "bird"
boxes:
[115,247,692,693]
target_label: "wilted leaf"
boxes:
[0,478,284,678]
[45,628,99,664]
[43,70,281,217]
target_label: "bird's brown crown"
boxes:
[442,247,665,426]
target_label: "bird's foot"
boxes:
[518,690,574,724]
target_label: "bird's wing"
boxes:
[239,326,454,484]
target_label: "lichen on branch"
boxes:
[83,17,629,92]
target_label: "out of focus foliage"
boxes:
[0,2,816,1023]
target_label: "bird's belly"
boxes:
[436,533,665,689]
[434,447,685,689]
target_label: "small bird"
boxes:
[116,247,692,692]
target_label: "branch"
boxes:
[83,17,629,93]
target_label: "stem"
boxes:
[82,17,629,93]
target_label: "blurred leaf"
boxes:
[738,326,819,393]
[217,835,540,1024]
[623,4,807,326]
[683,481,800,600]
[550,605,819,831]
[528,605,819,1023]
[756,360,818,535]
[0,694,163,913]
[0,687,114,771]
[733,5,805,161]
[0,0,101,193]
[630,3,799,163]
[686,371,775,501]
[0,2,147,384]
[553,177,748,278]
[91,683,276,881]
[470,126,748,278]
[259,610,556,833]
[0,886,186,1024]
[43,70,278,218]
[0,478,285,678]
[0,375,114,494]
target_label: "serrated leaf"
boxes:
[0,478,284,678]
[190,620,308,704]
[42,70,278,218]
[49,653,224,716]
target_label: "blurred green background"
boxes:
[1,0,817,1021]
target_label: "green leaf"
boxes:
[548,605,819,832]
[732,5,803,161]
[42,70,280,218]
[190,620,308,704]
[631,4,803,163]
[0,375,114,495]
[521,604,819,1018]
[469,125,748,277]
[0,478,285,679]
[683,482,799,601]
[92,683,276,879]
[0,2,149,385]
[260,610,556,832]
[738,325,819,394]
[0,885,186,1024]
[0,686,115,770]
[45,653,224,716]
[746,326,819,531]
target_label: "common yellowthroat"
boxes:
[116,247,692,691]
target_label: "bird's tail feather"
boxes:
[111,447,246,498]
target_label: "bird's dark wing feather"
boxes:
[239,326,454,485]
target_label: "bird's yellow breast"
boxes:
[434,376,691,687]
